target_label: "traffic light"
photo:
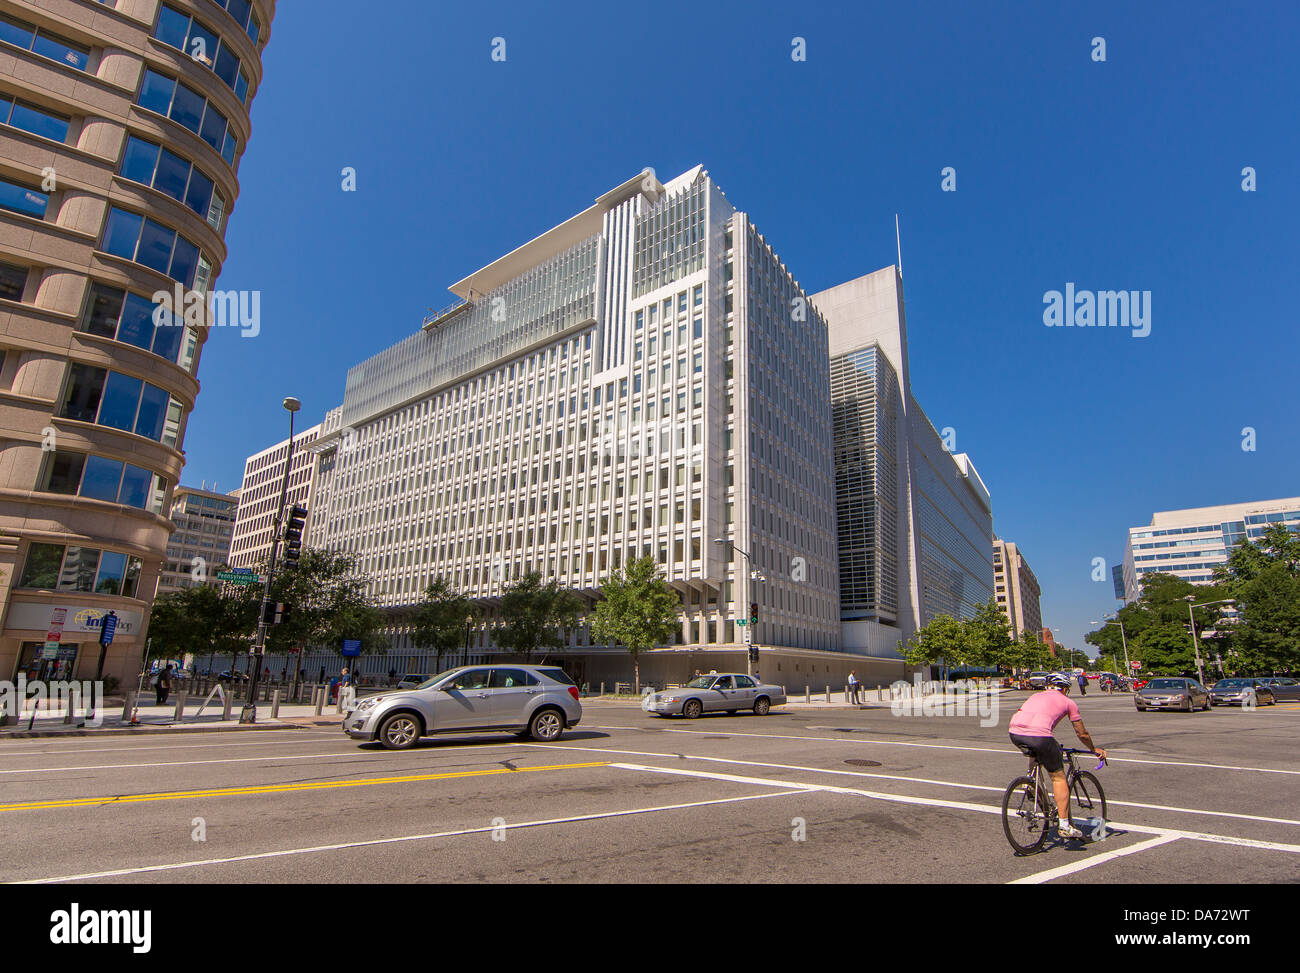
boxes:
[750,601,759,624]
[282,504,307,568]
[262,602,287,625]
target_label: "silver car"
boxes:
[344,665,582,749]
[643,673,787,718]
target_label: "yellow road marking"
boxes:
[0,761,609,813]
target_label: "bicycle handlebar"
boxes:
[1061,747,1107,769]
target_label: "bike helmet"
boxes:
[1047,672,1073,690]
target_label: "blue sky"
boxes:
[184,0,1300,656]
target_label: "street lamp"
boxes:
[1091,615,1132,676]
[1185,598,1235,687]
[713,537,757,677]
[241,396,301,724]
[464,612,474,667]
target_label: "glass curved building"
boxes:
[0,0,275,686]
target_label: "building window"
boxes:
[60,363,181,444]
[40,450,167,513]
[0,176,49,219]
[120,136,225,229]
[0,261,26,301]
[0,14,89,71]
[80,283,188,364]
[0,94,70,142]
[136,69,238,165]
[154,4,252,104]
[100,207,205,288]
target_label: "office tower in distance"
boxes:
[0,0,275,683]
[818,266,995,659]
[1120,496,1300,608]
[992,537,1042,641]
[156,484,237,594]
[229,417,320,569]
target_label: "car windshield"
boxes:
[686,677,716,689]
[1030,672,1048,678]
[417,668,461,690]
[1214,679,1251,688]
[1146,679,1185,690]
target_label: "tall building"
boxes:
[305,166,845,686]
[0,0,275,685]
[156,484,236,594]
[1120,496,1300,604]
[992,537,1042,640]
[816,266,995,657]
[228,418,320,569]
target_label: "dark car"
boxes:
[1209,678,1277,707]
[1135,677,1210,712]
[1256,677,1300,702]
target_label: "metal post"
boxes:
[221,688,233,721]
[242,398,299,724]
[121,691,135,723]
[804,686,810,704]
[172,693,186,722]
[1187,602,1207,687]
[825,685,830,703]
[270,690,281,718]
[314,687,324,716]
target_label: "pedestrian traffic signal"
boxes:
[750,602,759,624]
[262,601,287,625]
[282,504,307,568]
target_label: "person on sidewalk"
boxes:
[1077,671,1087,696]
[848,670,860,705]
[155,664,173,706]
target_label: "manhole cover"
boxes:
[844,759,882,767]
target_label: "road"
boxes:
[1,693,1297,884]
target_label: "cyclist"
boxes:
[1008,672,1108,839]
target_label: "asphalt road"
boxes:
[1,692,1297,884]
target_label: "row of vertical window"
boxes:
[0,92,69,141]
[121,135,226,231]
[0,13,89,71]
[101,206,211,291]
[154,4,252,104]
[18,542,144,598]
[40,450,167,514]
[138,67,239,166]
[60,363,183,447]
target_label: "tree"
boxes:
[495,572,582,663]
[590,556,680,693]
[901,614,965,680]
[410,575,475,672]
[1212,524,1300,673]
[964,599,1014,675]
[1085,572,1230,675]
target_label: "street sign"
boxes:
[41,642,59,660]
[218,572,261,584]
[1130,661,1142,670]
[736,618,747,626]
[341,639,361,658]
[99,612,117,646]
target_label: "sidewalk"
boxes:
[0,699,346,739]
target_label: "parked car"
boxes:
[642,673,787,718]
[1027,671,1050,689]
[1209,678,1277,707]
[395,673,427,689]
[215,670,249,683]
[1256,677,1300,702]
[1135,677,1210,712]
[343,665,582,749]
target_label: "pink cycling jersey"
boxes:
[1008,690,1080,737]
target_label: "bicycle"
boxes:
[1001,746,1107,855]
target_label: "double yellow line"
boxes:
[0,761,610,813]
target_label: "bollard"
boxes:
[599,681,605,697]
[804,686,810,704]
[314,687,325,716]
[221,688,233,721]
[271,690,281,718]
[173,693,187,722]
[122,691,136,723]
[825,685,830,703]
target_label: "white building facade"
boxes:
[1121,497,1300,604]
[228,421,320,569]
[304,167,850,687]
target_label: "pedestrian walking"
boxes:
[1077,671,1087,696]
[155,664,173,706]
[848,670,860,705]
[388,667,397,687]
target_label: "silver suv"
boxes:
[343,665,582,749]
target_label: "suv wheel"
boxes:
[528,708,564,742]
[378,713,421,750]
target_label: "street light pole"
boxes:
[240,396,301,724]
[1186,598,1235,689]
[714,537,756,677]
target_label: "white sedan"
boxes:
[643,674,787,718]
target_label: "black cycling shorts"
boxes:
[1009,733,1064,773]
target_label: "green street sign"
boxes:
[218,572,260,584]
[737,619,747,626]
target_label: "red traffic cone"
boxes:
[129,704,139,726]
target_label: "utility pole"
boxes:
[241,396,301,723]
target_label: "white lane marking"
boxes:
[0,742,511,775]
[0,731,343,758]
[15,789,808,884]
[598,725,1300,776]
[523,743,1300,828]
[1008,835,1183,884]
[611,762,1300,854]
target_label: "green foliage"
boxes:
[1085,572,1231,674]
[1211,524,1300,672]
[495,571,582,662]
[590,557,680,689]
[410,575,475,671]
[902,599,1017,676]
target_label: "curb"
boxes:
[0,721,310,740]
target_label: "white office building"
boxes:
[1121,496,1300,604]
[303,166,853,687]
[229,421,321,569]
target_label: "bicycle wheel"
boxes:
[1071,770,1108,821]
[1002,776,1051,854]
